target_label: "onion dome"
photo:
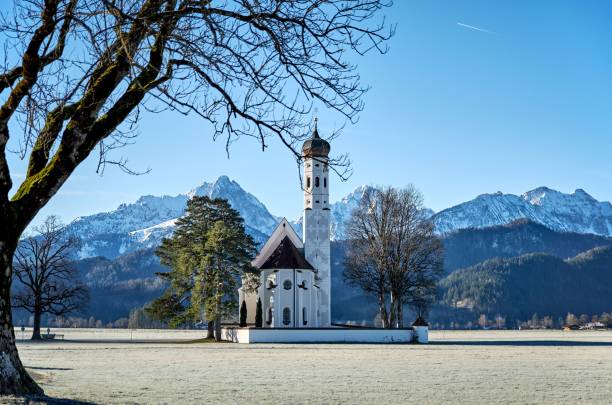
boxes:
[301,119,330,157]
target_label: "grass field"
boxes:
[7,329,612,404]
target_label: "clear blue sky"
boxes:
[7,0,612,226]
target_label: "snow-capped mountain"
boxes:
[433,187,612,237]
[291,185,376,240]
[66,177,612,260]
[67,176,277,258]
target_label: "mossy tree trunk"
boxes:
[0,238,43,396]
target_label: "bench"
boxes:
[42,333,64,340]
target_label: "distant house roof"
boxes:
[259,236,314,270]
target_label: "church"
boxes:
[230,122,426,343]
[238,119,332,328]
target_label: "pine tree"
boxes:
[240,300,248,327]
[255,298,263,328]
[147,196,258,337]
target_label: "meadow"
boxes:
[8,329,612,404]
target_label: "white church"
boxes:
[226,121,427,343]
[238,119,332,328]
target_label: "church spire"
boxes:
[312,117,320,139]
[302,118,330,157]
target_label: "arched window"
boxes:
[266,308,272,325]
[324,177,327,188]
[302,307,308,326]
[306,176,311,189]
[283,280,292,290]
[315,177,320,187]
[283,307,291,326]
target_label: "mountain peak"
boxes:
[435,186,612,237]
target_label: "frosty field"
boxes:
[8,329,612,404]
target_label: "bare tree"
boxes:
[12,216,88,340]
[0,0,393,394]
[344,187,396,328]
[344,186,443,328]
[386,187,443,327]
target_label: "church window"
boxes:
[303,307,308,326]
[315,177,320,187]
[266,308,273,325]
[324,177,327,188]
[283,307,291,326]
[306,176,311,189]
[283,280,292,290]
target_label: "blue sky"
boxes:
[7,0,612,225]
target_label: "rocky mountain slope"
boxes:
[433,187,612,237]
[67,179,612,261]
[67,176,276,258]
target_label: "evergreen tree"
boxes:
[255,298,263,328]
[240,300,248,327]
[147,196,257,339]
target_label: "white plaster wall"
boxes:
[222,328,414,344]
[303,156,331,326]
[413,326,429,343]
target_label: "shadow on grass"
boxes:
[12,396,99,405]
[431,340,612,347]
[28,367,73,371]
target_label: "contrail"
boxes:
[457,22,493,34]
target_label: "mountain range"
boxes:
[433,187,612,236]
[65,176,612,259]
[15,176,611,325]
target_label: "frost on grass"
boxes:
[15,329,612,404]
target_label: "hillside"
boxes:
[443,219,612,272]
[440,246,612,321]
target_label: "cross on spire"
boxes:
[312,117,320,139]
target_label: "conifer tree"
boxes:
[255,298,263,328]
[240,300,248,327]
[147,196,257,340]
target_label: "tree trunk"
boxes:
[214,315,221,342]
[389,290,397,329]
[396,299,404,328]
[31,304,42,340]
[0,240,44,395]
[206,320,214,339]
[378,292,389,329]
[214,293,222,341]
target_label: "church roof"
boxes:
[412,316,429,327]
[259,236,314,270]
[301,119,330,157]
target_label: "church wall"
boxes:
[257,269,318,328]
[221,327,416,344]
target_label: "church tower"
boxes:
[301,119,331,327]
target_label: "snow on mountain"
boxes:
[68,176,277,258]
[67,176,612,261]
[433,187,612,237]
[291,185,376,240]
